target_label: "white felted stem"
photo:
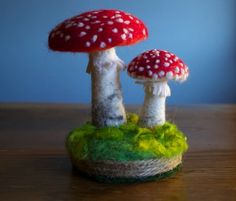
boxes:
[89,48,126,127]
[139,81,171,127]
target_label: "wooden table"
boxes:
[0,104,235,201]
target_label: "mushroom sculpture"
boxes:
[48,9,148,127]
[128,49,189,127]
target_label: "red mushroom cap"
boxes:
[48,9,148,53]
[128,49,189,82]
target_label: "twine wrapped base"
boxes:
[71,155,182,183]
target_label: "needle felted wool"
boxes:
[66,113,188,183]
[127,50,189,127]
[49,10,148,52]
[48,9,148,128]
[66,113,188,162]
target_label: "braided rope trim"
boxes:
[72,155,182,178]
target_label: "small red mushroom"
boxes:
[48,9,148,127]
[128,49,189,127]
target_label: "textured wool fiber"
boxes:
[139,81,171,127]
[66,114,188,162]
[90,48,127,127]
[48,9,148,53]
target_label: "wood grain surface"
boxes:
[0,104,235,201]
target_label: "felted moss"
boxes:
[66,113,188,162]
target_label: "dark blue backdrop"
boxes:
[0,0,235,104]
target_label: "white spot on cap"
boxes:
[155,51,160,56]
[129,28,134,32]
[77,22,84,27]
[169,60,173,63]
[103,16,108,18]
[159,71,165,77]
[60,33,64,38]
[121,34,126,40]
[107,21,114,25]
[174,57,179,61]
[165,53,171,58]
[143,55,148,59]
[98,28,103,32]
[139,67,144,72]
[185,66,189,72]
[124,20,130,24]
[83,18,90,21]
[123,28,128,34]
[166,71,173,79]
[164,62,170,67]
[108,38,112,43]
[85,25,91,30]
[112,28,118,33]
[91,16,97,19]
[65,35,71,41]
[85,41,91,47]
[136,20,140,24]
[153,73,158,79]
[79,32,87,37]
[65,24,72,28]
[129,15,134,20]
[175,75,180,80]
[92,35,98,43]
[128,33,133,38]
[146,60,150,63]
[130,61,135,66]
[91,20,101,24]
[147,65,151,69]
[154,64,159,69]
[180,63,184,67]
[115,11,120,13]
[148,70,153,76]
[100,42,106,48]
[142,29,146,35]
[116,18,124,23]
[175,67,180,73]
[115,14,122,18]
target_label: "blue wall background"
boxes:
[0,0,236,104]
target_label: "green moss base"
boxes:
[66,113,188,162]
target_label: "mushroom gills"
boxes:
[139,81,171,127]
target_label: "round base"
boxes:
[70,155,182,183]
[66,116,188,183]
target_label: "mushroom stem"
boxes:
[89,48,127,127]
[138,81,171,127]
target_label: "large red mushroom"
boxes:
[128,49,189,127]
[49,9,148,127]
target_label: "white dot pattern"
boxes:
[49,9,148,52]
[127,49,189,82]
